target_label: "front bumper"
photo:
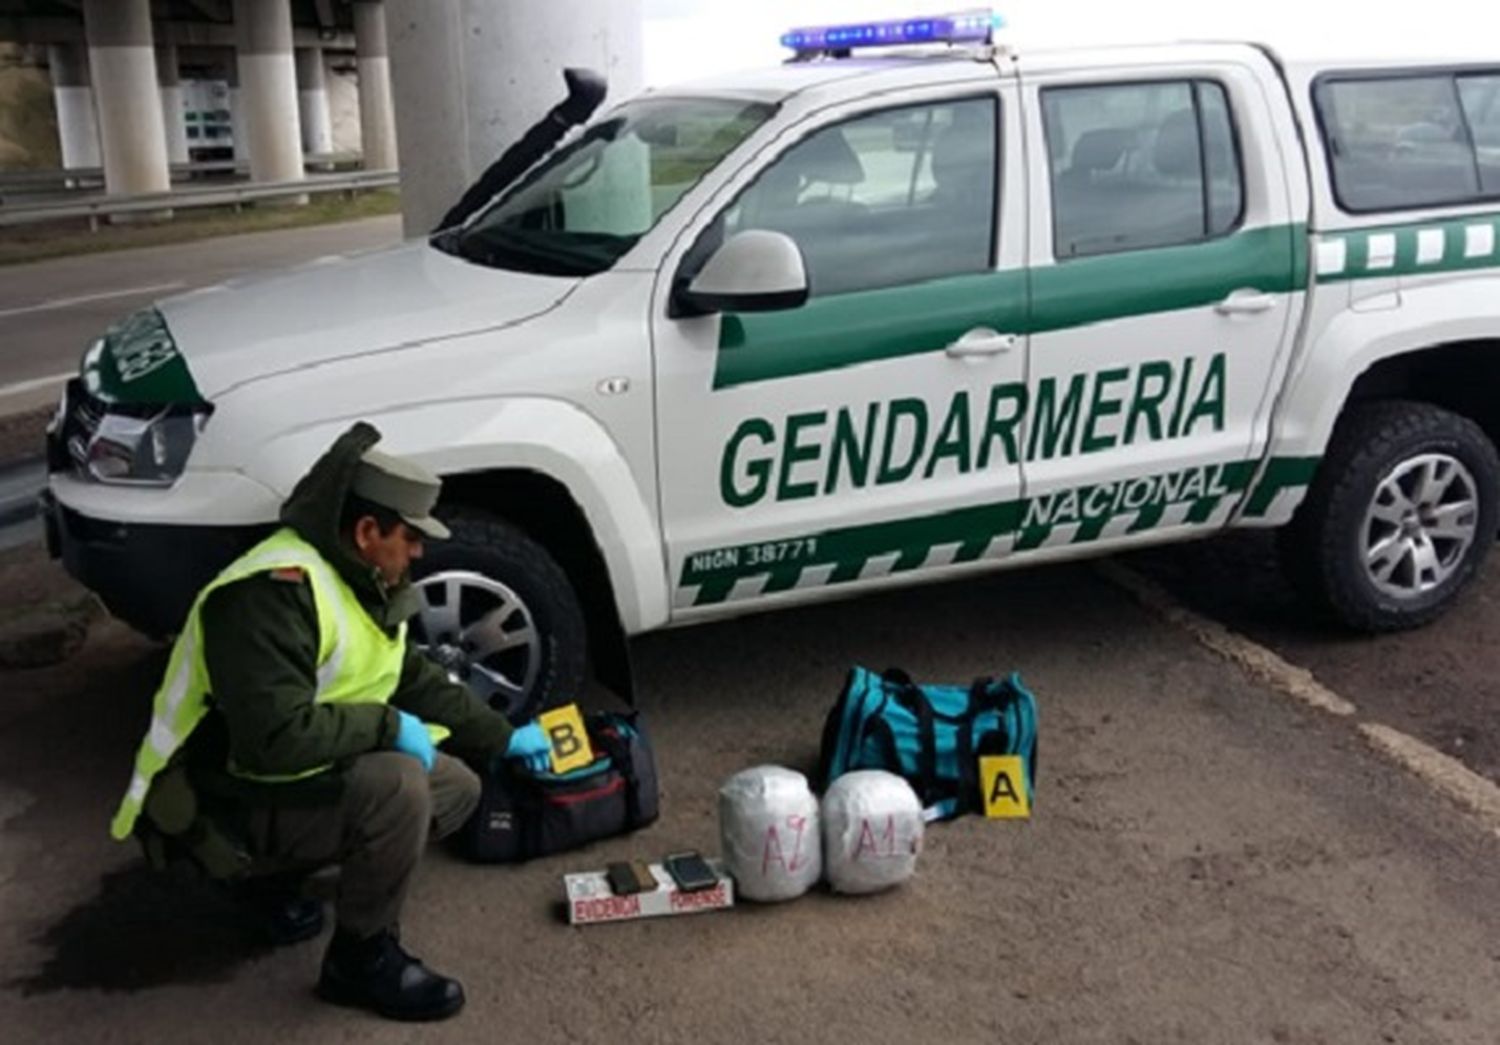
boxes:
[43,490,270,638]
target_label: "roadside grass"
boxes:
[0,46,60,171]
[0,189,403,267]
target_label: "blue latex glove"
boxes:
[393,710,436,772]
[505,722,552,774]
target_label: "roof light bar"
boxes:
[780,9,1002,55]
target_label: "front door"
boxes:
[653,81,1030,618]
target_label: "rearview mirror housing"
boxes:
[675,230,809,316]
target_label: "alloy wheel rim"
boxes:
[411,570,540,717]
[1361,453,1479,600]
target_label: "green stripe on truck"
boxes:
[1315,213,1500,283]
[714,224,1305,391]
[679,457,1302,607]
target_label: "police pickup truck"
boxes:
[42,11,1500,716]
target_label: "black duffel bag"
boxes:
[454,711,659,863]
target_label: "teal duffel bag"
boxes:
[816,667,1037,820]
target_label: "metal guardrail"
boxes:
[0,154,364,193]
[0,169,399,230]
[0,152,363,189]
[0,457,44,532]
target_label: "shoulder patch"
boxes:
[268,567,307,583]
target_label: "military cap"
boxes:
[350,447,451,540]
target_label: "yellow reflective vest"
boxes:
[111,527,406,840]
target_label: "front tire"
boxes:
[410,509,587,722]
[1278,400,1499,632]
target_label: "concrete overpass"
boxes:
[0,0,645,232]
[1,1,378,204]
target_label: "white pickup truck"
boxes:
[42,13,1500,716]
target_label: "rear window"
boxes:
[1042,80,1244,259]
[1315,70,1500,212]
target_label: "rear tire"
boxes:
[410,508,587,722]
[1277,400,1499,632]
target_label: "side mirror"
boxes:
[676,230,809,316]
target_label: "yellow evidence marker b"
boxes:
[538,703,594,774]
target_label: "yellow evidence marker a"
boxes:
[538,703,594,774]
[979,755,1031,819]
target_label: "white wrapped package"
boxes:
[822,770,924,895]
[718,766,822,903]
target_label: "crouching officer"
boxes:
[109,422,553,1022]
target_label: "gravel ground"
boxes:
[3,545,1499,1045]
[0,405,49,466]
[1128,531,1500,786]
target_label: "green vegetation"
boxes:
[0,44,60,171]
[0,189,403,267]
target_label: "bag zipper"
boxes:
[543,776,625,806]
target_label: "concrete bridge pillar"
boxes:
[156,43,190,165]
[47,42,101,172]
[385,0,644,235]
[82,0,171,198]
[232,0,305,192]
[353,1,398,171]
[222,52,248,163]
[295,47,334,157]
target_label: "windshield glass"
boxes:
[452,97,775,276]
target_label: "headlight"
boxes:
[57,307,212,486]
[84,406,211,486]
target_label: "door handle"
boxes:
[945,328,1018,358]
[1215,289,1276,316]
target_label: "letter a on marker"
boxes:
[980,755,1031,819]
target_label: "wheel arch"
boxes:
[1341,339,1500,454]
[1274,279,1500,463]
[440,467,635,704]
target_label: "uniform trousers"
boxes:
[244,752,480,937]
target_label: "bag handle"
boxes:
[589,713,644,826]
[955,713,980,815]
[967,675,1014,712]
[959,676,1021,814]
[883,668,939,807]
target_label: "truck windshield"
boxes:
[449,97,774,276]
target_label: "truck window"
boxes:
[1042,80,1243,259]
[707,97,997,297]
[1314,73,1500,212]
[1458,74,1500,193]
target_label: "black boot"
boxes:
[317,928,465,1021]
[233,874,325,946]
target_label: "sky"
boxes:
[642,0,1500,87]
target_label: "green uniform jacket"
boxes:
[190,423,513,782]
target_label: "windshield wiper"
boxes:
[455,219,639,276]
[452,227,611,277]
[430,228,464,258]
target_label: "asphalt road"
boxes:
[3,542,1500,1044]
[0,216,403,416]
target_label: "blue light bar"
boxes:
[780,9,1002,53]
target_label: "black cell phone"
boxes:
[663,851,718,893]
[607,861,646,896]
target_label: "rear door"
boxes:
[1013,59,1303,553]
[653,78,1030,618]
